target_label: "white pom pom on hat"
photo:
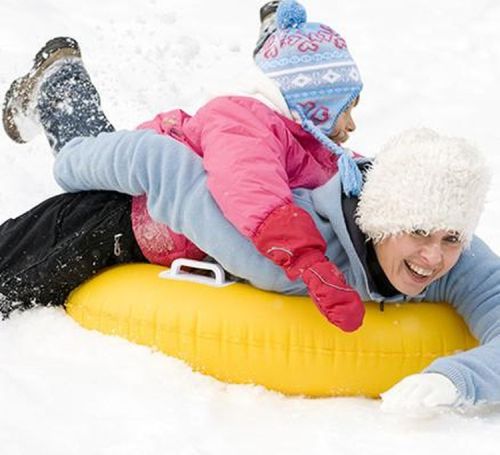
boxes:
[355,128,491,244]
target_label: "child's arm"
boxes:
[191,97,365,331]
[188,97,294,236]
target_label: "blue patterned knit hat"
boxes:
[254,0,363,196]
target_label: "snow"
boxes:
[0,0,499,453]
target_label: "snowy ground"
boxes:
[1,1,500,453]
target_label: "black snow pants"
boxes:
[0,191,146,318]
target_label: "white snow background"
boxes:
[1,0,500,453]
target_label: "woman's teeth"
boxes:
[406,261,433,278]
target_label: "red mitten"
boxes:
[302,260,365,332]
[253,203,328,279]
[253,203,365,332]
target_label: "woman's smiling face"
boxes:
[373,230,463,296]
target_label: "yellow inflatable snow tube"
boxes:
[66,262,478,398]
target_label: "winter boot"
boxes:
[2,37,81,144]
[2,36,114,152]
[253,1,280,57]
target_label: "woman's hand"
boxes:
[380,373,460,414]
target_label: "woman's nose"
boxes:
[420,242,443,265]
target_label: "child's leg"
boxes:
[0,191,145,318]
[2,37,205,271]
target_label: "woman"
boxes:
[2,40,499,415]
[55,129,500,416]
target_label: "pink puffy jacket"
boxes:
[131,96,340,265]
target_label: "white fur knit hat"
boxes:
[355,128,490,244]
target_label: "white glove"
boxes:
[380,373,460,414]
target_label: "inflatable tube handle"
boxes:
[159,259,235,288]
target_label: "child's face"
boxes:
[328,97,359,144]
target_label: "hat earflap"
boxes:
[297,107,363,197]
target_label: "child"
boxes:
[3,1,364,331]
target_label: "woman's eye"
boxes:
[444,231,462,244]
[412,229,428,237]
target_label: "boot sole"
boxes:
[2,79,25,143]
[2,37,81,143]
